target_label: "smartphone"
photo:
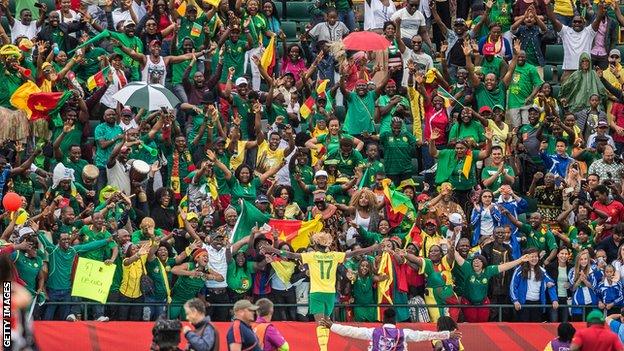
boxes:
[580,179,588,188]
[34,3,43,8]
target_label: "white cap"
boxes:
[448,213,463,225]
[235,77,248,86]
[18,227,34,238]
[315,170,328,178]
[124,19,136,27]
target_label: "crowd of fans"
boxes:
[1,0,624,328]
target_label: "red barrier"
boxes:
[33,321,582,350]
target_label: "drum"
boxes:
[129,160,150,182]
[82,164,99,184]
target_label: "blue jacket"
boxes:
[496,196,528,259]
[470,206,502,246]
[540,152,572,178]
[510,266,557,305]
[596,280,624,305]
[568,268,599,315]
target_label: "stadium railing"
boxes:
[40,302,598,322]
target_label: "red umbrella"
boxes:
[342,31,391,51]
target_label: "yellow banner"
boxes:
[71,258,116,304]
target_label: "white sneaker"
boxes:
[143,307,151,321]
[96,316,109,322]
[66,314,77,322]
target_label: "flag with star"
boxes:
[26,91,73,121]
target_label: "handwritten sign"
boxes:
[71,258,116,304]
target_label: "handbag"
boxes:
[140,260,155,296]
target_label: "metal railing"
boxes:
[39,301,599,322]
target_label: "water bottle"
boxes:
[52,43,59,55]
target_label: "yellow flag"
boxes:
[260,36,275,70]
[203,0,219,7]
[462,151,473,179]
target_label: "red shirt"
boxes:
[571,324,624,351]
[592,200,624,237]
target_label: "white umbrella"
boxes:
[112,81,180,111]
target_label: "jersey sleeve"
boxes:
[300,252,312,265]
[333,252,346,264]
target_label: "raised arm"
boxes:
[543,0,562,32]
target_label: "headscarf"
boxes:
[560,53,606,112]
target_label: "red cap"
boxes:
[483,43,496,56]
[149,39,162,47]
[386,79,396,86]
[479,106,492,114]
[355,79,367,86]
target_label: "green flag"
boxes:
[230,200,271,244]
[68,30,111,55]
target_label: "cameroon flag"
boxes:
[376,251,394,320]
[190,22,202,37]
[382,179,416,228]
[87,67,110,91]
[269,216,323,251]
[10,81,41,117]
[260,36,276,74]
[300,79,330,119]
[26,91,73,121]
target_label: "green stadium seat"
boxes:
[543,65,555,84]
[286,2,314,22]
[545,45,564,66]
[1,17,9,33]
[556,64,563,82]
[281,21,298,40]
[614,45,624,56]
[551,84,560,98]
[275,2,284,19]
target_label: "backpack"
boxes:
[189,320,219,351]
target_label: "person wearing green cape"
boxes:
[428,127,493,213]
[559,53,607,113]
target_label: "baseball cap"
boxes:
[149,39,162,47]
[315,170,328,178]
[124,19,136,27]
[448,213,463,225]
[586,310,605,323]
[235,77,248,86]
[454,18,466,26]
[233,299,259,312]
[479,106,492,114]
[256,194,270,204]
[528,104,541,112]
[18,227,34,238]
[610,48,621,57]
[121,108,133,116]
[483,43,495,56]
[597,119,609,127]
[492,104,504,111]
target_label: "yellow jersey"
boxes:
[301,251,346,293]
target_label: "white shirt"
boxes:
[308,21,350,42]
[11,21,39,43]
[559,25,597,70]
[390,8,426,41]
[101,66,127,108]
[330,323,451,347]
[401,50,433,86]
[365,0,397,30]
[526,270,541,301]
[203,244,228,288]
[106,159,131,195]
[142,55,167,84]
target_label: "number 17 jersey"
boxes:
[301,251,346,293]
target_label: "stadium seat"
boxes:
[275,1,284,19]
[286,2,314,22]
[281,21,298,40]
[545,45,564,66]
[551,84,560,98]
[334,105,346,122]
[543,65,555,84]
